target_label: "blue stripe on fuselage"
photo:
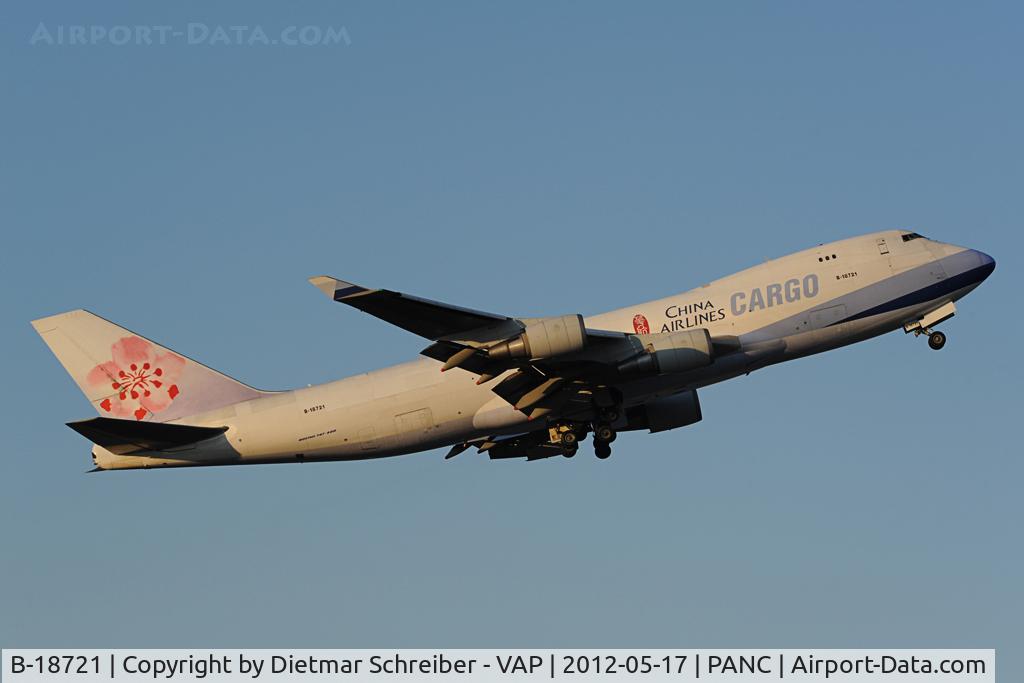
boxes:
[740,249,992,343]
[833,260,993,326]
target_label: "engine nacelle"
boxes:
[617,328,714,375]
[488,314,586,360]
[625,390,703,433]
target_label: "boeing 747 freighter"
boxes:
[32,230,994,470]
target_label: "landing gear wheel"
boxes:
[560,431,578,456]
[928,330,947,350]
[594,441,612,459]
[594,424,617,443]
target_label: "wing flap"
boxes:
[483,431,563,461]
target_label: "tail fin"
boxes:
[32,310,268,422]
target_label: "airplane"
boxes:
[32,229,994,471]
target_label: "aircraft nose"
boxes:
[972,249,996,281]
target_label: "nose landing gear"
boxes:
[907,324,947,350]
[904,302,955,352]
[927,330,947,350]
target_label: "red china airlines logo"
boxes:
[86,337,185,420]
[632,314,650,334]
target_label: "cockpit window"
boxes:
[901,232,925,242]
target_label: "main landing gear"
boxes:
[559,430,579,458]
[552,421,618,459]
[592,423,616,460]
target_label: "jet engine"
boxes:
[487,314,586,360]
[617,328,714,376]
[625,390,703,433]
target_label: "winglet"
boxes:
[308,276,368,300]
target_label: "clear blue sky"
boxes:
[2,0,1021,674]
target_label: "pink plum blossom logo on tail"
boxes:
[633,314,650,334]
[86,337,185,420]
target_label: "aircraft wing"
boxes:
[309,276,522,342]
[310,275,737,421]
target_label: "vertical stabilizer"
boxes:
[31,310,269,422]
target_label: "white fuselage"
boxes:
[92,230,995,469]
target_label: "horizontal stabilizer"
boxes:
[68,417,228,454]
